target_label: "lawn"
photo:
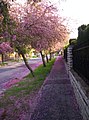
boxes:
[0,58,55,120]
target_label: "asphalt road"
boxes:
[0,58,42,92]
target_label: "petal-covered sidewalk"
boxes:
[30,56,83,120]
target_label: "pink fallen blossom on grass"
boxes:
[3,78,20,89]
[3,62,42,89]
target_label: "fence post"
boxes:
[67,39,74,71]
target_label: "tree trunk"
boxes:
[1,54,4,63]
[21,52,34,77]
[46,54,49,63]
[40,51,46,67]
[17,47,34,77]
[49,52,52,61]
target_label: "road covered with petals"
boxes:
[0,58,42,93]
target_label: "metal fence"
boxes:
[73,41,89,85]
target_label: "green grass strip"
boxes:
[0,58,55,108]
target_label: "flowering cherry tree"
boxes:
[28,3,69,65]
[0,0,69,75]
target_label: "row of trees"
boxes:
[0,0,69,76]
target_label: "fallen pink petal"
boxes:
[0,0,88,120]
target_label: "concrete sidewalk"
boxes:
[30,56,83,120]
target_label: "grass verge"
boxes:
[0,62,8,67]
[0,58,55,120]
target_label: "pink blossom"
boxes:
[0,42,13,54]
[7,1,69,53]
[3,78,20,89]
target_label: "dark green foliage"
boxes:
[0,1,9,26]
[69,39,77,45]
[77,24,89,44]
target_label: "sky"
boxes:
[49,0,89,38]
[60,0,89,23]
[13,0,89,38]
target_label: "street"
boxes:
[0,58,42,92]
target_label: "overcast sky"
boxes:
[50,0,89,38]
